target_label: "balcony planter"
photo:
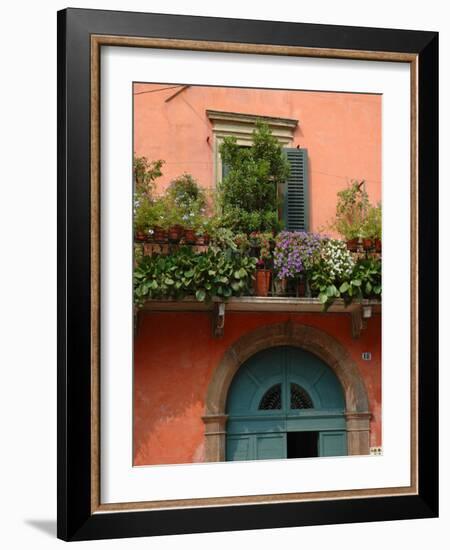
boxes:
[168,225,183,244]
[254,268,272,297]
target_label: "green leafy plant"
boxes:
[134,156,164,198]
[166,173,206,206]
[195,216,213,237]
[361,203,382,240]
[133,247,257,306]
[166,173,207,230]
[192,249,257,302]
[248,232,274,268]
[350,257,382,298]
[331,180,369,241]
[133,155,166,235]
[233,233,251,254]
[218,121,290,234]
[208,226,238,253]
[134,196,168,234]
[309,239,356,309]
[309,242,381,310]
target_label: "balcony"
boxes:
[140,296,381,339]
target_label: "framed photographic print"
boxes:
[57,8,438,541]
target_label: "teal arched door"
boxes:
[226,346,347,461]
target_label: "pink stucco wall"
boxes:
[133,83,381,233]
[134,312,381,466]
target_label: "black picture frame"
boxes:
[57,8,438,541]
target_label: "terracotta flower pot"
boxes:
[153,227,167,244]
[363,238,373,251]
[184,229,197,244]
[254,269,272,297]
[375,238,382,253]
[195,234,210,246]
[168,225,183,243]
[134,231,147,242]
[297,280,306,297]
[346,238,359,252]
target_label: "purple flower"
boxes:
[274,231,325,279]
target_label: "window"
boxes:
[206,110,297,185]
[206,110,308,231]
[290,383,314,409]
[259,384,282,410]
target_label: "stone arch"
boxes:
[202,322,371,460]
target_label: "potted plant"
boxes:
[134,196,155,242]
[218,121,289,236]
[166,173,207,245]
[331,180,369,251]
[168,224,183,243]
[250,232,273,297]
[361,225,374,251]
[183,217,197,244]
[166,205,183,244]
[346,235,360,252]
[273,231,325,297]
[133,155,165,241]
[361,203,382,252]
[233,232,251,254]
[309,239,356,310]
[195,217,212,246]
[254,261,272,296]
[362,237,374,251]
[150,198,169,243]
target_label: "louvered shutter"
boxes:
[282,148,309,231]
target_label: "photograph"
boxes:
[54,6,438,541]
[132,83,382,466]
[0,0,444,547]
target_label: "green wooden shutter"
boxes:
[282,148,309,231]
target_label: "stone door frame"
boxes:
[202,322,371,461]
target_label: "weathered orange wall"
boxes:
[134,313,381,466]
[133,83,381,233]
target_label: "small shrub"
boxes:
[218,121,290,234]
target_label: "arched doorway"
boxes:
[202,322,371,461]
[226,346,347,460]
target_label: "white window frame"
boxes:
[206,110,298,186]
